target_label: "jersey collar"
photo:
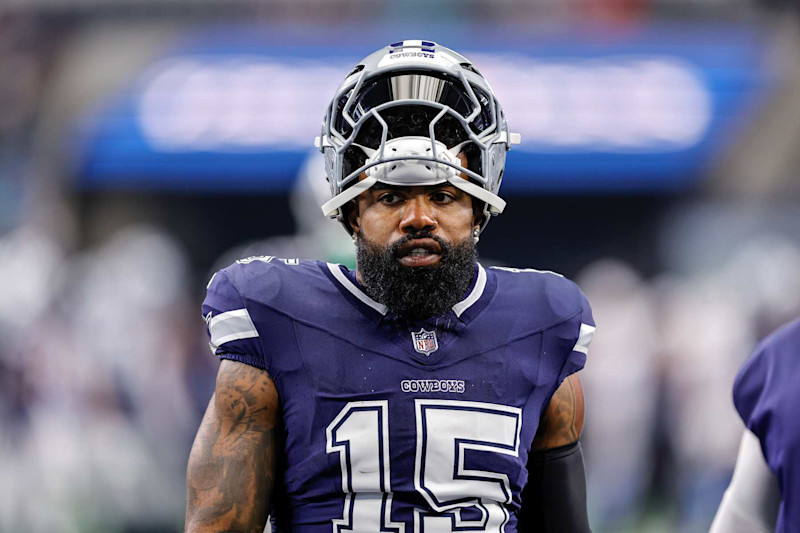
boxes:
[325,262,490,321]
[326,261,388,316]
[453,262,487,318]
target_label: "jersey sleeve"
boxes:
[558,285,595,381]
[734,340,770,437]
[733,319,800,448]
[535,279,595,416]
[201,269,266,371]
[570,289,597,371]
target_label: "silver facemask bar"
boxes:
[319,104,509,216]
[317,64,520,230]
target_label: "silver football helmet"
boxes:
[316,40,520,234]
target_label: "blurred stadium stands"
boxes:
[0,0,799,531]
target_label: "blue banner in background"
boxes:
[74,23,772,193]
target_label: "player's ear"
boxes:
[472,201,486,230]
[344,200,361,235]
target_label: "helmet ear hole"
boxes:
[346,64,365,77]
[459,62,482,76]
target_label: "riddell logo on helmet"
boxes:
[390,52,435,60]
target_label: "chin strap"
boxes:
[321,177,378,218]
[447,177,506,215]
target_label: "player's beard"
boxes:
[355,231,477,321]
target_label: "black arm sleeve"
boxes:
[517,441,591,533]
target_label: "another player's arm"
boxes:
[518,373,590,533]
[186,360,280,533]
[710,430,780,533]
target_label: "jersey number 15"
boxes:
[326,399,523,533]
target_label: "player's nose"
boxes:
[400,196,437,233]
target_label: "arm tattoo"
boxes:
[186,360,280,533]
[531,373,585,451]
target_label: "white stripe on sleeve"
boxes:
[572,323,595,355]
[208,308,259,354]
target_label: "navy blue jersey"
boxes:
[734,318,800,533]
[202,256,595,533]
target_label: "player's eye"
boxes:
[430,190,456,204]
[378,192,403,205]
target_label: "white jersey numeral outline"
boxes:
[326,401,405,533]
[326,399,522,533]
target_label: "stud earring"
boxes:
[473,227,480,244]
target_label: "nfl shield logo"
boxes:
[411,328,438,356]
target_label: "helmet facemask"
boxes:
[317,43,518,235]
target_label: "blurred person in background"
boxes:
[577,260,661,531]
[185,40,596,532]
[657,274,754,532]
[211,150,356,273]
[0,224,194,531]
[710,317,800,533]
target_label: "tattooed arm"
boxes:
[531,372,585,450]
[518,373,590,532]
[186,360,280,533]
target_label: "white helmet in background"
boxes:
[316,40,520,234]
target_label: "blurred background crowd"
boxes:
[1,0,800,531]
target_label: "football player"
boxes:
[710,318,800,533]
[186,40,595,533]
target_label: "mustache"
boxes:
[389,232,451,259]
